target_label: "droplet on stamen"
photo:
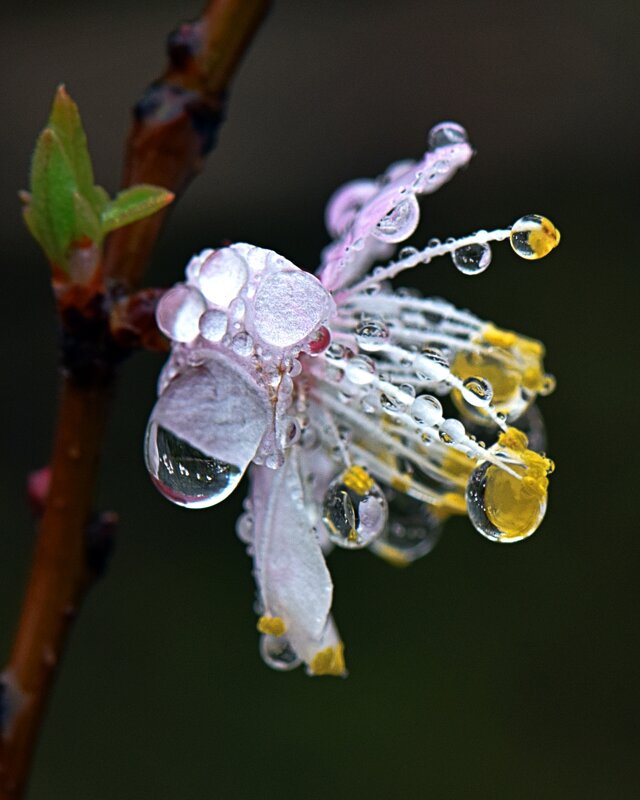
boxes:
[452,243,492,275]
[510,214,560,260]
[322,466,388,549]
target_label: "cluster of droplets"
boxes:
[145,244,336,508]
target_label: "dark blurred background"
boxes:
[2,1,639,797]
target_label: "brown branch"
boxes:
[0,2,270,797]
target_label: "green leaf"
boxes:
[72,191,102,245]
[48,85,94,200]
[29,127,78,265]
[100,184,174,234]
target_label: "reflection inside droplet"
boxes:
[145,422,242,508]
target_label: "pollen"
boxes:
[310,643,346,677]
[342,464,374,494]
[257,615,287,637]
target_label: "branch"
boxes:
[0,3,270,797]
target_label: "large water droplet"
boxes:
[466,457,547,542]
[452,242,492,275]
[145,422,242,508]
[410,394,443,426]
[156,285,206,343]
[510,214,560,260]
[260,635,302,671]
[195,249,248,307]
[428,121,469,150]
[438,418,466,444]
[372,195,420,243]
[322,467,388,549]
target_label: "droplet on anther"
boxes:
[510,215,560,260]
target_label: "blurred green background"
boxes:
[2,1,639,797]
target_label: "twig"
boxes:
[0,2,270,797]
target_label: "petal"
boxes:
[247,448,335,666]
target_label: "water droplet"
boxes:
[308,325,331,355]
[438,418,466,443]
[399,246,419,259]
[410,394,443,426]
[156,285,206,343]
[260,635,302,671]
[346,355,377,385]
[427,237,441,248]
[428,121,469,150]
[355,318,390,351]
[462,376,494,406]
[452,243,492,275]
[414,348,450,381]
[231,332,254,357]
[380,392,402,416]
[196,249,248,306]
[326,342,346,361]
[372,196,420,243]
[466,458,547,542]
[322,467,388,549]
[372,494,443,564]
[510,215,561,260]
[145,422,242,508]
[539,374,556,395]
[199,309,228,342]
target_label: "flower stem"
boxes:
[0,2,271,796]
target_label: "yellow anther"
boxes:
[347,527,359,543]
[342,464,374,494]
[481,324,517,349]
[374,543,411,568]
[257,616,287,637]
[391,473,412,493]
[310,643,346,677]
[437,491,467,516]
[497,426,529,452]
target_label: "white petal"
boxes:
[248,449,333,658]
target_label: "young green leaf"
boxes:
[100,185,174,234]
[48,85,94,200]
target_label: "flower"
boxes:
[144,122,559,677]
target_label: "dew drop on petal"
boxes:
[231,332,254,357]
[157,285,206,343]
[427,121,469,150]
[322,467,388,549]
[253,271,333,347]
[372,195,420,243]
[198,309,228,342]
[461,376,494,407]
[410,394,443,426]
[510,215,561,260]
[452,243,492,275]
[259,635,302,671]
[144,422,242,508]
[196,249,248,306]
